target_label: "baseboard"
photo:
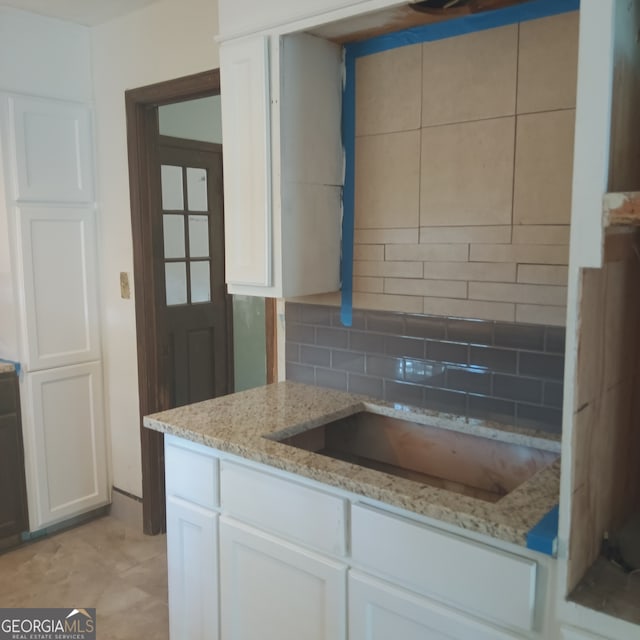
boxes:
[109,486,143,532]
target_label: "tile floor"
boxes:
[0,516,169,640]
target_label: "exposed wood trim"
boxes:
[265,298,277,384]
[158,135,222,153]
[604,192,640,227]
[125,69,221,535]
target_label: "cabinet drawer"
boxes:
[165,435,219,510]
[351,504,536,632]
[221,461,347,556]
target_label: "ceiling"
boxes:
[0,0,161,26]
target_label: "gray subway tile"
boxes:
[384,380,426,408]
[519,352,564,381]
[404,359,446,386]
[545,326,566,354]
[348,373,383,398]
[425,388,467,415]
[366,311,405,334]
[300,345,331,367]
[331,308,366,329]
[285,342,299,363]
[446,367,491,394]
[285,302,302,323]
[493,374,543,403]
[516,403,562,433]
[494,322,545,351]
[366,355,404,379]
[350,331,386,355]
[300,304,332,325]
[544,381,564,408]
[470,345,517,373]
[332,350,366,373]
[468,395,516,424]
[427,340,468,365]
[447,318,493,345]
[404,315,446,339]
[287,323,315,345]
[385,335,425,359]
[285,362,315,385]
[315,367,348,392]
[316,327,349,349]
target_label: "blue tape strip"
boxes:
[347,0,580,58]
[0,358,21,376]
[340,50,356,328]
[526,505,559,556]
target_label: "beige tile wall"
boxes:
[302,11,578,326]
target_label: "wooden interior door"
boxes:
[156,135,233,407]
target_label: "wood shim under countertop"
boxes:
[603,192,640,227]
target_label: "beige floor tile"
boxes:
[0,516,168,640]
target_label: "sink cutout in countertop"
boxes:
[270,411,559,503]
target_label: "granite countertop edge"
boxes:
[144,381,560,550]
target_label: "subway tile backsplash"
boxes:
[285,303,565,434]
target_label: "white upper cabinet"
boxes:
[220,36,272,289]
[17,205,101,371]
[220,32,342,298]
[7,95,93,203]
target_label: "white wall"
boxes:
[91,0,220,497]
[158,95,223,143]
[0,8,92,361]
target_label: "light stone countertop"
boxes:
[0,362,16,374]
[144,381,561,548]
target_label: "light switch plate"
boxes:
[120,272,131,299]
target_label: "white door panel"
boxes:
[23,361,107,529]
[18,205,100,370]
[8,95,93,203]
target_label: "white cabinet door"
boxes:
[220,517,347,640]
[349,572,523,640]
[7,95,93,203]
[220,36,272,288]
[166,496,219,640]
[22,361,107,530]
[17,205,101,370]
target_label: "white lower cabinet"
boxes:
[164,441,551,640]
[349,572,522,640]
[166,495,218,640]
[219,517,347,640]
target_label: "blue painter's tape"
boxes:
[340,50,356,328]
[347,0,580,58]
[0,358,21,376]
[527,505,559,556]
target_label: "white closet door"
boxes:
[8,95,93,203]
[18,205,100,370]
[23,361,108,529]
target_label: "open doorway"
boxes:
[126,70,275,534]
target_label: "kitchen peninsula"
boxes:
[145,381,562,640]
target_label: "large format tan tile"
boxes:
[356,44,422,136]
[0,516,168,640]
[513,110,575,225]
[355,130,420,229]
[517,11,579,114]
[421,24,517,126]
[420,117,515,226]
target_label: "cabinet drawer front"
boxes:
[165,435,219,510]
[351,504,536,632]
[221,461,347,556]
[349,572,522,640]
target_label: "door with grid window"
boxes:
[157,136,232,407]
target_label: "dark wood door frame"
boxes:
[126,70,222,535]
